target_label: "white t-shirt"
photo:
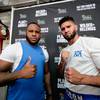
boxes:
[60,36,100,95]
[0,42,49,72]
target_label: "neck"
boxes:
[68,34,79,45]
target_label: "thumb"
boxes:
[26,56,31,66]
[67,67,72,75]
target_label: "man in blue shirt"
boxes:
[0,22,52,100]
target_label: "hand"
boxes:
[65,67,84,84]
[19,57,36,79]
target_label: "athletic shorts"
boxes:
[64,88,100,100]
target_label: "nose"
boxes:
[32,32,36,35]
[64,28,68,33]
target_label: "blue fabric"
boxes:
[64,88,100,100]
[7,41,45,100]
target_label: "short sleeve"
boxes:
[84,37,100,69]
[41,46,49,62]
[0,42,20,63]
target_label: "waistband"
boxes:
[64,88,100,100]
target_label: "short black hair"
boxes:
[59,16,76,27]
[27,22,40,28]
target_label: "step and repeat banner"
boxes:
[11,0,100,99]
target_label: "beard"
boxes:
[26,35,40,46]
[63,31,76,41]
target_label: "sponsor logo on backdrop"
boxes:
[37,19,46,25]
[80,23,96,31]
[54,57,59,63]
[18,20,27,28]
[54,17,63,23]
[56,35,67,43]
[58,46,64,52]
[58,27,61,33]
[41,27,48,33]
[39,38,45,44]
[76,3,96,11]
[19,14,27,19]
[35,9,47,17]
[58,8,67,14]
[57,78,65,89]
[82,14,92,21]
[15,38,26,42]
[18,30,26,35]
[54,45,66,63]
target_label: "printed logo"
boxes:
[18,20,27,28]
[41,27,48,33]
[54,17,63,23]
[58,8,67,14]
[37,19,45,25]
[80,23,96,31]
[39,38,45,44]
[18,30,26,35]
[56,35,67,43]
[76,3,96,11]
[19,14,27,19]
[54,57,60,63]
[57,78,65,89]
[74,50,82,57]
[35,9,47,17]
[15,38,26,42]
[82,15,92,21]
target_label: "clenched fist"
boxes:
[64,67,84,85]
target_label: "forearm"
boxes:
[45,72,52,95]
[0,71,22,86]
[80,74,100,86]
[58,60,66,74]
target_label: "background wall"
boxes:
[10,0,100,99]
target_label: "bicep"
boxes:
[0,59,13,72]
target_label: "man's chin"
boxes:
[65,32,76,41]
[26,36,40,45]
[30,41,38,45]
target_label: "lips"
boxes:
[30,38,37,41]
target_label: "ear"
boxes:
[75,25,78,31]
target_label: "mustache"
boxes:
[64,32,76,41]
